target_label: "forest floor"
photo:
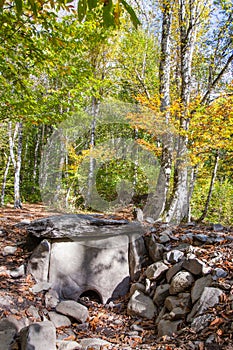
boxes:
[1,203,233,350]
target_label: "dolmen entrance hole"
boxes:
[26,214,146,304]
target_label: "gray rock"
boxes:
[187,287,224,322]
[1,316,29,333]
[9,264,25,278]
[153,284,170,306]
[165,293,191,312]
[79,338,110,350]
[169,271,194,294]
[2,246,17,256]
[0,295,14,310]
[165,250,184,264]
[191,314,214,332]
[157,319,182,337]
[129,234,147,281]
[129,283,146,296]
[56,300,89,323]
[145,235,164,262]
[191,275,212,303]
[182,258,206,276]
[213,223,224,231]
[27,239,51,282]
[127,290,156,319]
[169,307,188,320]
[166,262,183,283]
[27,305,40,320]
[20,321,56,350]
[159,234,170,244]
[0,318,17,350]
[145,261,168,280]
[214,268,228,279]
[31,282,52,294]
[194,234,209,244]
[45,289,59,308]
[56,341,81,349]
[48,311,71,328]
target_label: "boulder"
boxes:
[145,261,168,280]
[0,318,17,350]
[157,319,182,337]
[187,287,224,322]
[166,262,183,283]
[164,293,191,312]
[129,282,146,296]
[48,311,71,328]
[20,321,56,350]
[145,235,164,262]
[182,258,206,276]
[56,300,89,323]
[191,275,212,303]
[165,250,184,264]
[127,290,156,319]
[153,284,170,306]
[169,271,194,294]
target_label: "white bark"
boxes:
[14,122,23,208]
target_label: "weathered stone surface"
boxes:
[169,271,194,294]
[129,282,146,296]
[9,264,25,278]
[191,275,212,303]
[27,239,51,282]
[165,293,191,312]
[145,235,164,262]
[153,284,170,306]
[56,340,82,349]
[0,318,17,350]
[166,262,183,283]
[56,300,89,323]
[127,290,156,319]
[214,267,228,279]
[187,287,224,322]
[165,250,184,264]
[27,305,41,320]
[157,319,182,337]
[129,234,147,281]
[169,307,188,320]
[49,236,130,304]
[182,258,206,276]
[79,338,111,350]
[145,261,168,280]
[2,245,17,256]
[20,321,56,350]
[48,311,71,328]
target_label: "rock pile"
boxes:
[127,223,233,338]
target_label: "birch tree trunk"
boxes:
[14,122,23,208]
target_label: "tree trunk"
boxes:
[198,151,220,222]
[14,122,23,209]
[1,155,11,207]
[146,0,173,219]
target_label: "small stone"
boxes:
[56,340,82,350]
[194,234,208,243]
[27,305,41,320]
[214,268,228,279]
[45,289,59,308]
[79,338,111,349]
[169,271,194,295]
[127,290,156,319]
[129,283,145,296]
[145,235,164,262]
[48,311,71,328]
[56,300,89,323]
[213,223,224,231]
[9,264,25,278]
[20,321,56,350]
[165,250,184,264]
[159,234,170,244]
[191,314,214,332]
[157,319,182,337]
[145,261,169,280]
[31,282,52,294]
[2,246,17,256]
[183,258,206,276]
[169,307,188,320]
[165,293,191,312]
[153,284,170,306]
[166,262,183,283]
